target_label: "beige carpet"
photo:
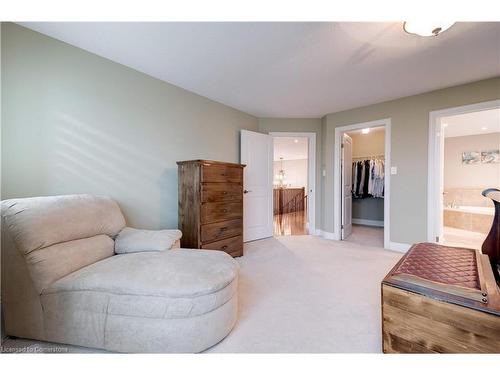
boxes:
[344,224,384,248]
[2,235,402,353]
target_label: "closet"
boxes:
[342,126,385,245]
[352,156,385,199]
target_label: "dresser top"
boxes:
[176,159,245,168]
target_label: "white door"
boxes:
[240,130,274,242]
[342,134,353,239]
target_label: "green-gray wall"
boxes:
[258,118,323,228]
[323,77,500,245]
[1,23,258,229]
[3,22,499,246]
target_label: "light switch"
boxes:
[391,166,398,175]
[322,169,326,177]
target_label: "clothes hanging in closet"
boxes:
[352,158,384,198]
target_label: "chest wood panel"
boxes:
[201,235,243,257]
[201,219,243,243]
[177,160,245,257]
[201,201,243,223]
[201,183,242,203]
[201,164,242,183]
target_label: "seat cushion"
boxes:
[43,249,238,318]
[40,249,239,351]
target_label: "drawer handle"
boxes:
[222,209,228,213]
[219,227,228,232]
[221,245,228,250]
[222,191,228,195]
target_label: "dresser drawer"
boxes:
[201,183,242,203]
[201,235,243,256]
[201,201,242,223]
[201,219,242,243]
[201,164,242,183]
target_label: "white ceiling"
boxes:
[442,108,500,138]
[273,137,308,161]
[19,22,500,118]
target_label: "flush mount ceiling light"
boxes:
[294,139,299,143]
[361,128,370,134]
[403,21,455,37]
[481,126,488,130]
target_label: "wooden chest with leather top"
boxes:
[382,242,500,353]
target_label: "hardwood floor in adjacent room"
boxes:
[274,210,308,236]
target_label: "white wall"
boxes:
[444,132,500,189]
[273,159,308,190]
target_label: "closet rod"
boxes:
[352,154,385,160]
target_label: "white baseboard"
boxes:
[314,229,410,253]
[388,242,411,253]
[352,219,384,227]
[315,229,337,240]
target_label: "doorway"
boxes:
[334,119,391,249]
[428,101,500,249]
[270,132,316,236]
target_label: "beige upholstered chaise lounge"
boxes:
[1,194,239,353]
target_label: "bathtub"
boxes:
[445,206,494,215]
[443,205,494,233]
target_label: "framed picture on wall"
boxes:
[462,151,481,165]
[481,149,499,164]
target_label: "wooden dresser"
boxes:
[177,160,245,257]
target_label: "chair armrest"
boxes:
[114,227,182,254]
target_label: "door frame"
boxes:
[333,118,391,249]
[341,133,353,240]
[269,131,316,234]
[427,99,500,243]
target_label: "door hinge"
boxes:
[341,144,344,148]
[341,225,344,229]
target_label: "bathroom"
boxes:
[441,108,500,249]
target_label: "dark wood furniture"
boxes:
[382,242,500,353]
[482,188,500,280]
[177,160,245,257]
[273,187,305,215]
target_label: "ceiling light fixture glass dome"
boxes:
[403,21,455,37]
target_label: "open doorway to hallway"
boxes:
[273,136,308,236]
[439,108,499,249]
[272,135,314,236]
